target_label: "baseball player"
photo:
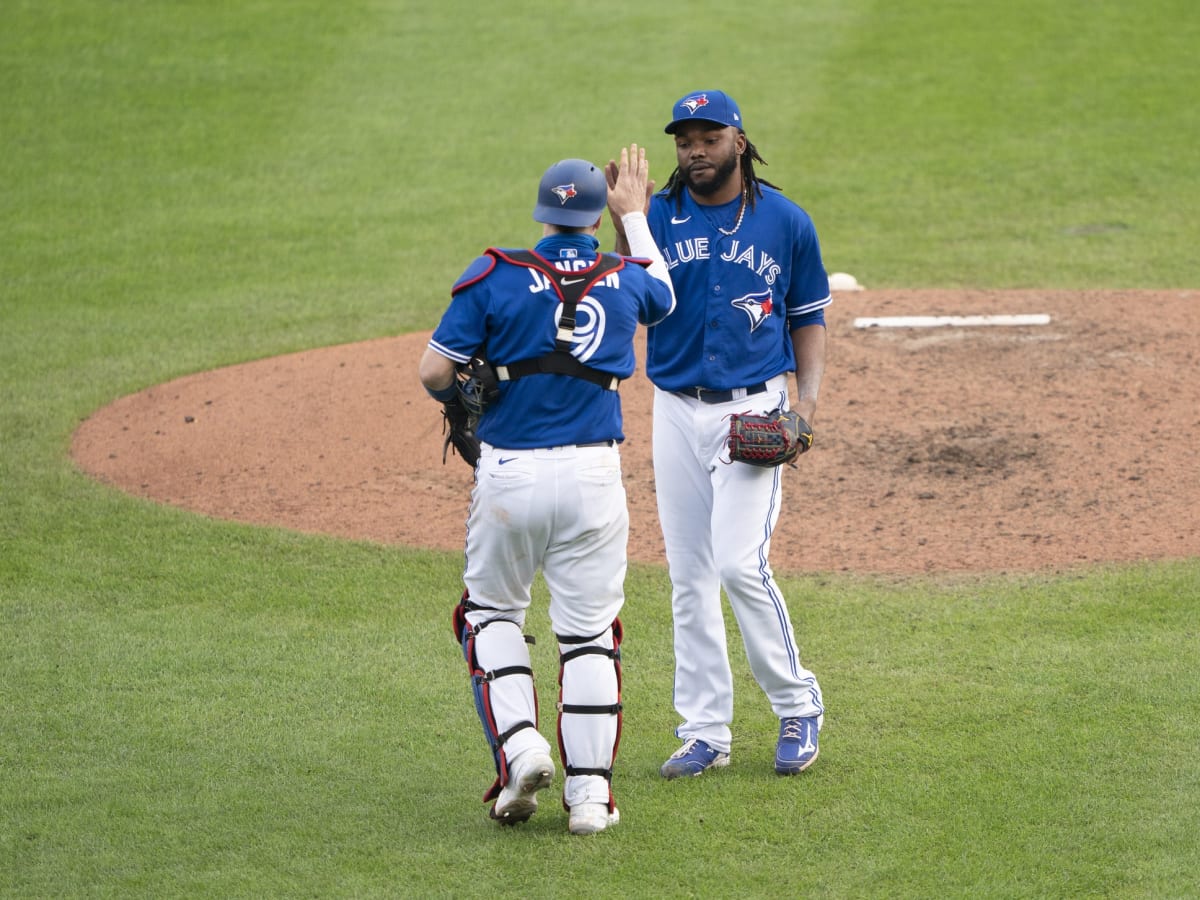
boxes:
[608,90,830,778]
[418,148,675,834]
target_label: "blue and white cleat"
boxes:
[774,716,820,775]
[660,738,731,779]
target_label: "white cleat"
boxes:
[568,803,620,835]
[490,751,555,826]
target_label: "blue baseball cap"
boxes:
[664,90,743,134]
[532,158,608,227]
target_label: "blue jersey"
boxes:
[429,233,675,449]
[644,184,831,392]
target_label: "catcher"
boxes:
[418,147,674,835]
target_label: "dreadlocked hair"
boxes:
[664,136,781,215]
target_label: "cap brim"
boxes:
[664,117,734,134]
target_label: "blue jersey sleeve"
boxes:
[429,256,495,364]
[783,210,832,329]
[625,260,675,327]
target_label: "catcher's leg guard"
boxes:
[453,595,544,803]
[556,618,624,811]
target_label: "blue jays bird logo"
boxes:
[681,94,709,115]
[551,183,577,205]
[731,290,774,332]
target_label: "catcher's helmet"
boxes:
[533,159,607,228]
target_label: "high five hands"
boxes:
[606,144,655,240]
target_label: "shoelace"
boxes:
[672,738,703,758]
[780,719,806,741]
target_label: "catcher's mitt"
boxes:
[726,408,813,468]
[456,355,500,417]
[441,394,480,467]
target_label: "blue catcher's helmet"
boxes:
[532,158,607,228]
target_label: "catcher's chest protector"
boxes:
[487,249,628,390]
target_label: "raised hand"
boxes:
[606,143,654,219]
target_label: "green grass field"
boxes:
[3,1,1198,896]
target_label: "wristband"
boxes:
[425,382,458,403]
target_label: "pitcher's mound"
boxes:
[71,289,1200,576]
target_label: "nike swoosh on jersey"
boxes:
[670,215,691,224]
[560,277,585,285]
[498,457,518,465]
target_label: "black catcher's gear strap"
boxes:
[487,249,633,391]
[557,624,624,779]
[558,642,623,716]
[497,352,619,391]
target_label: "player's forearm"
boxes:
[621,212,675,301]
[790,323,827,424]
[419,347,457,394]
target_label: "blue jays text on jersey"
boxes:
[428,233,675,449]
[644,184,831,393]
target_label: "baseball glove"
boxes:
[441,394,480,467]
[727,408,813,468]
[456,355,500,418]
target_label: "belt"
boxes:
[674,383,769,404]
[489,440,615,453]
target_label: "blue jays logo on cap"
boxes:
[666,89,743,134]
[551,183,578,205]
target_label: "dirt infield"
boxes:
[71,289,1199,576]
